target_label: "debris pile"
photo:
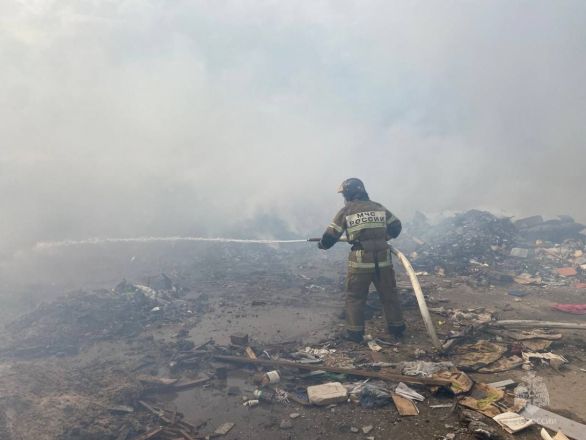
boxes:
[2,227,586,440]
[409,209,518,275]
[1,276,192,358]
[405,210,586,287]
[187,318,582,440]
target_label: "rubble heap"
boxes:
[405,210,586,286]
[410,210,518,274]
[2,276,191,358]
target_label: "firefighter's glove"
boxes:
[317,241,325,250]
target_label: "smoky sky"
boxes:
[1,0,585,256]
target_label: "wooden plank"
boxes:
[244,347,257,359]
[391,393,419,416]
[213,355,451,386]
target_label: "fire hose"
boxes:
[308,237,442,351]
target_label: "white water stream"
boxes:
[34,236,308,250]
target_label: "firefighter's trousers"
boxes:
[345,265,404,333]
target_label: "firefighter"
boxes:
[318,178,405,342]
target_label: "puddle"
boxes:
[189,303,338,346]
[157,371,288,438]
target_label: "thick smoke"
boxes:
[1,0,585,258]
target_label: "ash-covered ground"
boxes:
[0,211,585,440]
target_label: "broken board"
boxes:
[391,393,419,416]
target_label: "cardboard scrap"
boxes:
[522,352,567,364]
[541,428,571,440]
[391,393,419,416]
[432,370,473,395]
[521,339,553,351]
[493,411,534,433]
[478,355,524,373]
[453,341,507,371]
[458,383,505,418]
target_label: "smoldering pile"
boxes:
[1,275,192,358]
[401,210,586,287]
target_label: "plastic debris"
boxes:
[394,382,425,402]
[359,383,392,408]
[401,361,454,377]
[551,304,586,314]
[367,340,383,352]
[556,267,577,277]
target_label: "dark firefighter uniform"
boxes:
[318,178,405,341]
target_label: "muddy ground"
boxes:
[0,242,585,439]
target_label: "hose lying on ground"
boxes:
[389,245,442,350]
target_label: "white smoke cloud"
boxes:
[1,0,585,256]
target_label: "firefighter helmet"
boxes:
[337,178,367,199]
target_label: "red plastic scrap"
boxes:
[552,304,586,314]
[556,267,578,277]
[575,283,586,289]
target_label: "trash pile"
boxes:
[118,303,584,440]
[1,275,192,358]
[404,210,586,287]
[408,210,518,274]
[3,227,586,440]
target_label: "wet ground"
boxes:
[0,242,585,439]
